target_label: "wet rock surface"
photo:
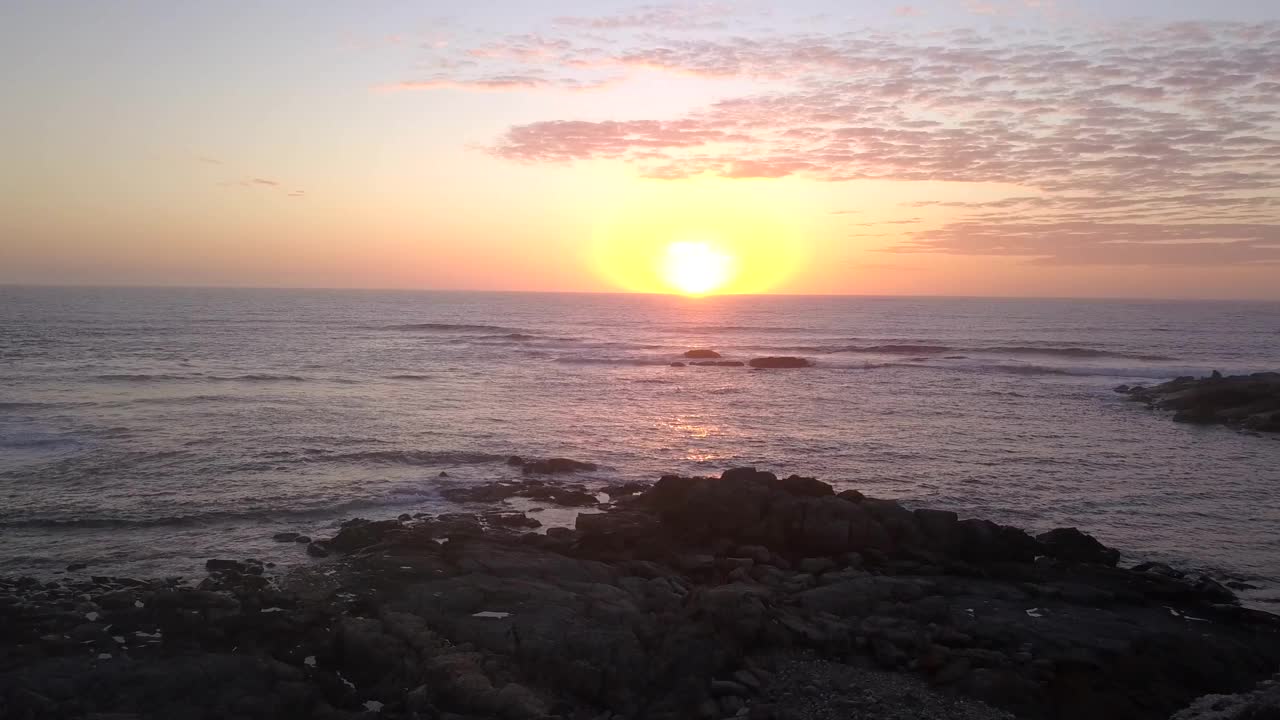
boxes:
[3,468,1278,720]
[1120,372,1280,433]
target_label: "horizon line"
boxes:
[3,281,1278,303]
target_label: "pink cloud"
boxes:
[402,17,1280,266]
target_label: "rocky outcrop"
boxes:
[440,478,600,507]
[3,469,1278,720]
[1172,674,1280,720]
[517,457,599,475]
[749,357,813,369]
[684,349,723,359]
[1120,372,1280,433]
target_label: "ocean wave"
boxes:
[824,359,1208,380]
[0,432,79,449]
[0,493,441,531]
[310,450,508,466]
[380,323,521,333]
[822,344,1173,360]
[554,357,674,367]
[385,374,433,381]
[0,401,62,411]
[94,373,310,383]
[659,325,818,334]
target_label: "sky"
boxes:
[1,0,1279,298]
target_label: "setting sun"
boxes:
[663,241,733,296]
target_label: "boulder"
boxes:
[1037,527,1120,566]
[521,458,598,475]
[328,518,404,552]
[683,349,722,359]
[779,475,833,497]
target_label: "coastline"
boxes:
[4,468,1278,720]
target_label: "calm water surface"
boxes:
[1,287,1278,604]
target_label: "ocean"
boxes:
[1,286,1278,604]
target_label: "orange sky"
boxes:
[2,1,1278,299]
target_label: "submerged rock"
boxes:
[441,479,599,507]
[683,349,722,359]
[520,457,598,475]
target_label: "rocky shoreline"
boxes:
[4,468,1280,720]
[1118,372,1280,433]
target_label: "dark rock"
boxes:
[484,512,541,529]
[670,362,686,367]
[442,479,599,507]
[294,535,311,544]
[273,532,301,542]
[779,475,833,497]
[1123,372,1280,434]
[306,541,330,558]
[1132,561,1185,579]
[205,559,247,573]
[521,458,598,475]
[65,562,88,572]
[747,356,813,369]
[1036,527,1120,566]
[329,518,404,552]
[683,349,722,359]
[1193,575,1237,603]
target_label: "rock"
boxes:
[273,532,300,542]
[521,458,598,475]
[484,512,541,529]
[495,682,547,719]
[65,562,88,571]
[670,362,686,367]
[205,559,246,573]
[798,557,836,575]
[295,535,312,544]
[1172,673,1280,719]
[329,518,404,552]
[711,679,751,697]
[778,475,833,497]
[1123,372,1280,434]
[684,349,722,359]
[1193,575,1237,603]
[306,541,331,558]
[1132,561,1185,579]
[747,357,812,369]
[1036,527,1120,566]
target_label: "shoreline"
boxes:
[4,468,1279,719]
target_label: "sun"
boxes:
[662,241,734,296]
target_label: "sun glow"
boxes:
[588,178,813,296]
[663,241,733,296]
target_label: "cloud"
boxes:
[553,3,738,31]
[251,178,279,186]
[407,16,1280,266]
